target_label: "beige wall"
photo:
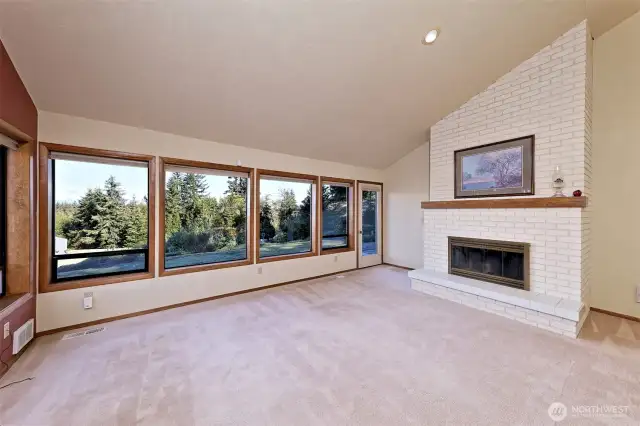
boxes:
[382,142,429,269]
[592,11,640,318]
[37,112,383,332]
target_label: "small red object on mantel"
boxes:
[573,190,582,197]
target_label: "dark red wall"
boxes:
[0,40,37,140]
[0,38,37,377]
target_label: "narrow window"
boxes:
[162,160,252,273]
[257,171,317,260]
[321,182,351,251]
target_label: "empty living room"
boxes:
[1,0,640,424]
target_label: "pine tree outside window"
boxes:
[256,170,318,261]
[50,151,151,282]
[162,162,251,271]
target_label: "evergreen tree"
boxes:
[55,201,77,238]
[298,187,313,240]
[225,177,247,196]
[123,197,148,248]
[277,188,298,234]
[64,188,108,249]
[165,172,183,238]
[180,173,209,231]
[94,176,126,249]
[259,196,276,240]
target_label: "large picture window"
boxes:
[257,170,317,261]
[320,178,354,253]
[160,158,253,275]
[39,144,156,292]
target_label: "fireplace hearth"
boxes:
[448,237,529,290]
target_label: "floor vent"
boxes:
[13,319,34,355]
[62,327,105,340]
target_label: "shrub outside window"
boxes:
[162,161,251,272]
[257,171,317,261]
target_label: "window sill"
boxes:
[40,271,155,293]
[320,247,354,255]
[160,259,252,277]
[257,251,316,264]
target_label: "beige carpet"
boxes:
[1,266,639,425]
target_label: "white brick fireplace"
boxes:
[409,21,592,337]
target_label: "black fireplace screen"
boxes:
[448,237,529,290]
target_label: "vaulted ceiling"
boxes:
[0,0,638,168]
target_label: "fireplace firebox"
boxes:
[448,237,529,290]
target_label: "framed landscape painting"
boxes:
[454,135,534,199]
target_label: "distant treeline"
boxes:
[56,175,352,254]
[56,176,148,250]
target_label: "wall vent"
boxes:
[12,318,34,355]
[62,327,105,340]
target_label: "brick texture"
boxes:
[430,21,589,200]
[419,22,592,337]
[411,279,580,337]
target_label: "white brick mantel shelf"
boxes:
[421,196,588,210]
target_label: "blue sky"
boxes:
[55,160,310,204]
[55,160,148,202]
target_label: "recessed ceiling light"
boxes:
[422,29,439,45]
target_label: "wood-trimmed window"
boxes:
[159,157,255,276]
[256,169,318,263]
[319,177,355,255]
[39,143,156,292]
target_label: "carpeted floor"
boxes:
[1,266,639,425]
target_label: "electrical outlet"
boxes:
[257,266,263,275]
[83,292,93,310]
[3,321,9,339]
[334,255,338,263]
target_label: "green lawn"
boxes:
[259,240,311,258]
[57,240,318,278]
[165,245,247,269]
[57,252,146,280]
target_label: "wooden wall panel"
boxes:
[0,40,37,141]
[6,141,34,294]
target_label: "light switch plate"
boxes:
[83,292,93,310]
[3,321,9,339]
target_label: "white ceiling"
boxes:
[0,0,638,168]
